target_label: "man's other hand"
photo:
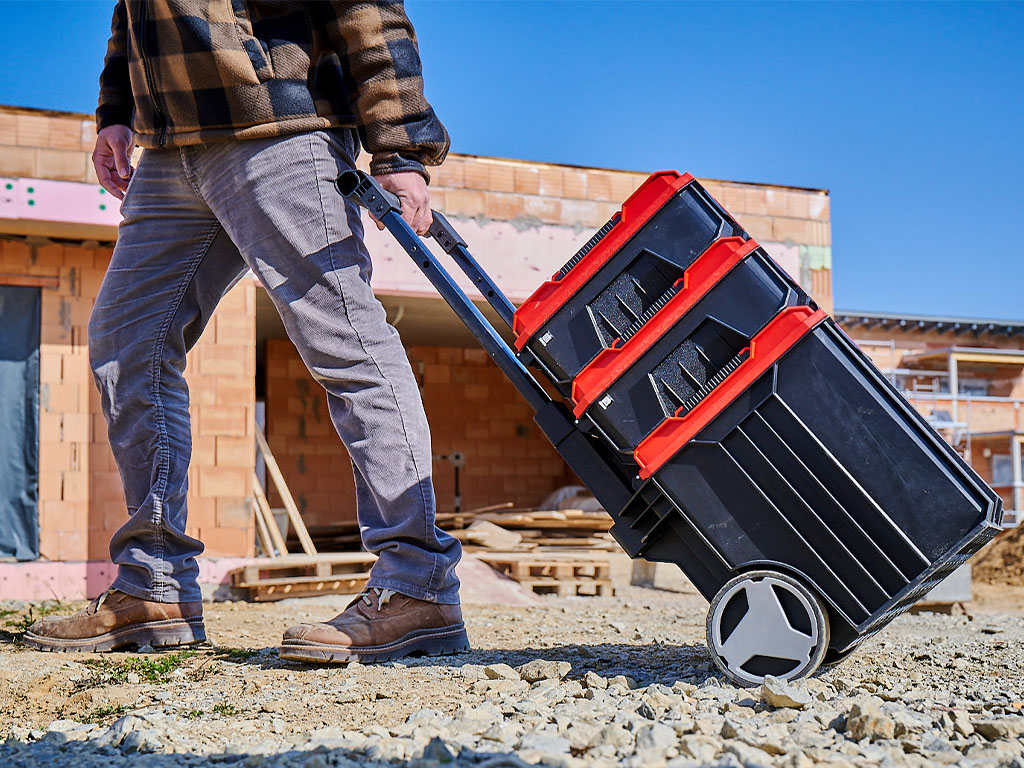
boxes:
[374,171,432,235]
[93,125,135,200]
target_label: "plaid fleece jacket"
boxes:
[98,0,449,178]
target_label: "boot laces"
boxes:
[359,588,396,612]
[86,588,115,616]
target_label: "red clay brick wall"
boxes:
[264,338,572,529]
[0,238,256,561]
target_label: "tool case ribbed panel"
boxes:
[572,238,811,455]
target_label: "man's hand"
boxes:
[373,171,432,235]
[93,125,135,200]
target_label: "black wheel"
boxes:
[821,644,858,669]
[705,569,829,686]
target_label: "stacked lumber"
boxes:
[475,552,614,597]
[288,506,616,554]
[460,508,616,552]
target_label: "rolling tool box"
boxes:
[338,169,1002,686]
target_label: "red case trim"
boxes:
[512,171,695,350]
[571,237,757,417]
[633,306,828,480]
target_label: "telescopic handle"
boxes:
[337,170,551,413]
[337,171,518,330]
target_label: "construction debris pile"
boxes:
[973,525,1024,586]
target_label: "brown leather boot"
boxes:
[278,587,470,663]
[22,589,206,653]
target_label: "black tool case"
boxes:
[338,169,1002,686]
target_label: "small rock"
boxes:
[484,663,520,681]
[724,740,775,766]
[564,722,602,751]
[608,675,638,690]
[846,697,895,741]
[636,722,676,752]
[761,676,811,709]
[975,718,1024,740]
[459,664,487,681]
[599,723,633,749]
[583,671,608,689]
[421,736,455,762]
[519,730,570,754]
[517,659,571,683]
[678,734,721,762]
[950,710,974,738]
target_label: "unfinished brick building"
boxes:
[0,104,1018,598]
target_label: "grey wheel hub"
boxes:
[706,571,828,686]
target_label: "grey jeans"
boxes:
[88,128,461,604]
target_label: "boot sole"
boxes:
[278,623,470,664]
[22,616,206,653]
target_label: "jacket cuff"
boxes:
[96,104,133,133]
[369,153,430,184]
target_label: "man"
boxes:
[24,0,467,663]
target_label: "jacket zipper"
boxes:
[137,0,168,147]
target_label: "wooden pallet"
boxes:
[476,553,614,597]
[518,579,615,597]
[231,553,376,602]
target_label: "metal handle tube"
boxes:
[338,171,551,413]
[428,211,517,329]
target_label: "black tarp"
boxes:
[0,286,40,560]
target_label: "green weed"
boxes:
[214,647,259,661]
[80,649,196,686]
[82,704,132,724]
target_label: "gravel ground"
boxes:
[2,576,1024,767]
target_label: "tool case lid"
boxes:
[570,236,759,416]
[512,171,695,350]
[633,305,828,479]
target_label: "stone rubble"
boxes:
[2,585,1024,766]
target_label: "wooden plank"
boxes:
[462,501,515,515]
[517,579,615,597]
[252,471,288,556]
[464,520,523,550]
[246,576,369,602]
[255,426,316,556]
[235,572,372,588]
[252,498,276,558]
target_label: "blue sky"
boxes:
[1,1,1021,318]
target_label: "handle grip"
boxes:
[336,170,402,217]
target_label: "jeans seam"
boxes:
[306,134,436,585]
[147,221,222,599]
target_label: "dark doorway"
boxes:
[0,285,40,560]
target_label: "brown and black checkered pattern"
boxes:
[98,1,449,179]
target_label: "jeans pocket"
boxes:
[320,128,360,168]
